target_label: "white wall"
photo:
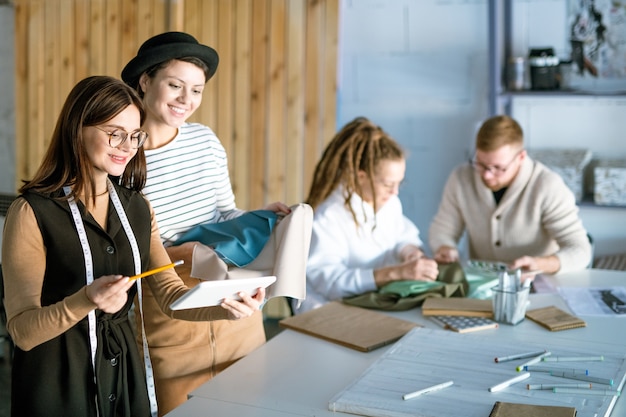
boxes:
[0,5,15,194]
[338,0,490,257]
[339,0,626,258]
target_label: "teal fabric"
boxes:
[173,210,278,267]
[466,273,499,300]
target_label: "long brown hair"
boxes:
[20,76,147,203]
[305,117,405,223]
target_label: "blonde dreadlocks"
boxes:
[305,117,405,225]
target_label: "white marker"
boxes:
[489,372,530,392]
[543,356,604,362]
[516,351,552,371]
[527,383,592,390]
[523,366,588,375]
[553,387,620,396]
[402,380,454,400]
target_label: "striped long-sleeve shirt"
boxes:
[143,123,244,245]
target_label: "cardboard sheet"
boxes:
[279,301,419,352]
[421,297,493,317]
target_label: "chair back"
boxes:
[587,233,594,269]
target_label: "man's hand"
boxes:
[510,255,560,276]
[434,245,459,264]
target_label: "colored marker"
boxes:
[523,366,588,375]
[494,349,547,363]
[488,372,530,392]
[402,381,454,400]
[543,356,604,362]
[553,387,620,396]
[516,351,552,371]
[550,371,613,386]
[528,383,592,390]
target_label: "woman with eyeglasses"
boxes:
[429,115,591,277]
[1,76,263,417]
[293,116,439,314]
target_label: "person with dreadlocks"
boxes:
[293,117,439,314]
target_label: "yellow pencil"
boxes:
[129,260,184,281]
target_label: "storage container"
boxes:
[528,148,592,202]
[593,159,626,206]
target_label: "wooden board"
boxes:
[279,301,419,352]
[421,297,493,318]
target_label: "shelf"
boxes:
[578,194,626,210]
[487,0,626,114]
[501,89,626,98]
[487,1,626,214]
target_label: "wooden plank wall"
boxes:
[13,0,338,209]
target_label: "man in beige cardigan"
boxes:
[429,115,591,276]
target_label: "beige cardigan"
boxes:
[429,157,591,273]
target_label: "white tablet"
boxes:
[170,276,277,310]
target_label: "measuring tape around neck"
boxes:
[64,180,158,416]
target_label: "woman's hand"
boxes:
[374,257,439,287]
[400,257,439,282]
[86,275,136,314]
[399,244,424,262]
[263,201,291,216]
[220,287,266,320]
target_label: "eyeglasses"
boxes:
[470,150,522,176]
[93,126,148,149]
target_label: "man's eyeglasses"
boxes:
[94,126,148,149]
[470,150,523,176]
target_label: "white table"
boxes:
[165,269,626,416]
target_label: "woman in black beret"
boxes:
[121,32,298,416]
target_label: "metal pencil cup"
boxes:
[492,286,530,325]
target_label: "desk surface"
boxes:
[165,269,626,417]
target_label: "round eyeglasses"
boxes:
[470,150,523,176]
[93,126,148,149]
